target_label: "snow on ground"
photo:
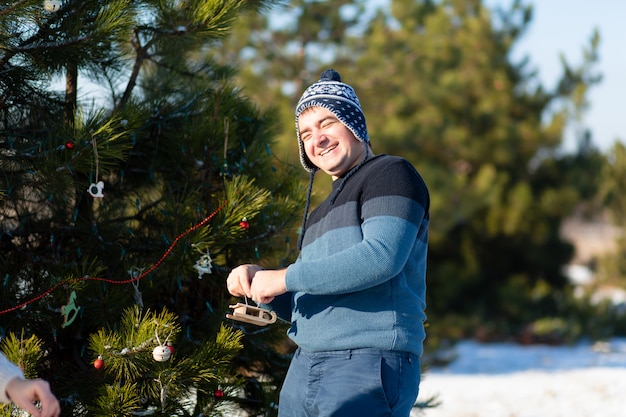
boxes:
[413,338,626,417]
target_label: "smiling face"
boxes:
[298,107,367,180]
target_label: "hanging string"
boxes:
[222,117,230,176]
[223,117,229,161]
[0,201,228,316]
[91,136,100,184]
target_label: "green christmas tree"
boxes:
[1,1,302,416]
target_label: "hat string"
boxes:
[297,170,316,250]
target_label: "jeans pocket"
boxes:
[318,351,392,416]
[381,352,421,415]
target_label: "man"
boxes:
[0,353,61,417]
[227,69,429,417]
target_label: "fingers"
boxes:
[249,269,287,304]
[250,281,271,304]
[249,275,273,304]
[7,379,60,417]
[17,402,41,417]
[37,383,61,417]
[227,266,286,304]
[41,398,61,417]
[227,264,262,298]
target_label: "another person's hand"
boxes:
[5,377,60,417]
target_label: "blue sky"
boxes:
[485,0,626,152]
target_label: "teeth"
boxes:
[320,145,337,156]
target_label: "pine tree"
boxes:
[597,142,626,291]
[1,1,301,416]
[349,0,602,340]
[210,0,368,168]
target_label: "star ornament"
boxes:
[193,251,213,279]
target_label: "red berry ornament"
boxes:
[65,141,75,150]
[239,219,249,230]
[214,388,224,400]
[94,355,104,370]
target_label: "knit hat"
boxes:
[295,69,369,172]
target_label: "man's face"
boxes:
[298,107,365,180]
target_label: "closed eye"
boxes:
[320,118,337,129]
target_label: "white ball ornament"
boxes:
[152,345,171,362]
[44,0,60,12]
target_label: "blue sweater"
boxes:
[271,154,429,356]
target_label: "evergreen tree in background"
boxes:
[351,0,603,342]
[596,142,626,319]
[1,1,301,416]
[211,0,369,170]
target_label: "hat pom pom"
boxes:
[320,69,341,82]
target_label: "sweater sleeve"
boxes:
[0,353,24,404]
[286,159,428,295]
[286,215,420,294]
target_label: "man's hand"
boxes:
[250,269,287,304]
[227,264,264,299]
[5,377,60,417]
[227,265,288,304]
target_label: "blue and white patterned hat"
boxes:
[295,69,369,172]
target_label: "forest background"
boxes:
[1,0,625,416]
[215,0,626,344]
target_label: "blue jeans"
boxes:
[278,348,421,417]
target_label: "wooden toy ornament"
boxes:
[226,298,276,326]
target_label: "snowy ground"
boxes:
[413,338,626,417]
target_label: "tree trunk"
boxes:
[65,63,78,126]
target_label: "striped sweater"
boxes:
[272,154,429,356]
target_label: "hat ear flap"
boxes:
[295,112,319,173]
